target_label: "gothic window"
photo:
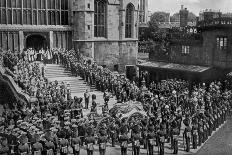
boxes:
[94,0,107,37]
[125,3,134,38]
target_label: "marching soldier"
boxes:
[147,123,156,155]
[59,130,69,155]
[0,137,9,155]
[32,134,43,155]
[98,128,108,155]
[132,124,141,155]
[172,121,180,154]
[158,125,166,155]
[18,133,30,155]
[71,126,81,155]
[198,117,204,146]
[44,131,56,155]
[85,127,95,155]
[192,118,198,149]
[119,125,129,155]
[183,120,191,152]
[109,121,117,147]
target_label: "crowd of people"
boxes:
[0,47,231,155]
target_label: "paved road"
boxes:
[196,118,232,155]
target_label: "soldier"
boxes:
[132,124,141,155]
[59,130,69,155]
[32,134,43,155]
[147,123,156,155]
[172,121,180,154]
[191,118,198,149]
[91,94,97,113]
[98,128,108,155]
[44,131,56,155]
[119,126,129,155]
[71,126,81,155]
[85,127,95,155]
[84,89,90,109]
[0,137,9,155]
[183,120,191,152]
[109,121,117,147]
[157,125,166,155]
[198,117,204,146]
[18,133,30,155]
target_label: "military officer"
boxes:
[98,128,108,155]
[147,123,156,155]
[85,127,95,155]
[172,121,180,154]
[119,126,129,155]
[32,134,43,155]
[132,124,141,155]
[184,120,191,152]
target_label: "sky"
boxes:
[148,0,232,15]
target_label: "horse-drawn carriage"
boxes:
[93,101,148,134]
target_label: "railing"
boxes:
[0,62,30,105]
[197,17,232,27]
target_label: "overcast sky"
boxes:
[148,0,232,15]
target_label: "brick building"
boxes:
[0,0,149,72]
[138,9,232,84]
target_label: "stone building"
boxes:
[0,0,149,72]
[138,10,232,84]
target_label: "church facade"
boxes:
[0,0,149,72]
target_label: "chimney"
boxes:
[181,5,184,10]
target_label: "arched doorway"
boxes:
[26,34,48,51]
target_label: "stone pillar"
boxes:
[49,31,53,50]
[19,31,24,52]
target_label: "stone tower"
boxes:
[179,5,189,27]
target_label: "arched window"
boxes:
[125,3,134,38]
[94,0,107,37]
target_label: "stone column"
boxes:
[49,31,53,50]
[19,31,24,52]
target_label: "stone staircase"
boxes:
[44,64,117,110]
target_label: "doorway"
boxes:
[26,34,48,51]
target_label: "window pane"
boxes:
[7,9,12,24]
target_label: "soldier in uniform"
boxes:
[198,117,204,146]
[32,134,43,155]
[0,137,9,155]
[191,117,198,149]
[18,133,30,155]
[119,126,129,155]
[71,126,81,155]
[44,131,56,155]
[98,128,108,155]
[59,128,69,155]
[147,123,156,155]
[85,127,95,155]
[132,124,141,155]
[158,125,166,155]
[183,120,191,152]
[109,121,117,147]
[84,89,90,109]
[172,121,179,154]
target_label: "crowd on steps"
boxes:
[0,48,231,155]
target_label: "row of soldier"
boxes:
[1,48,232,155]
